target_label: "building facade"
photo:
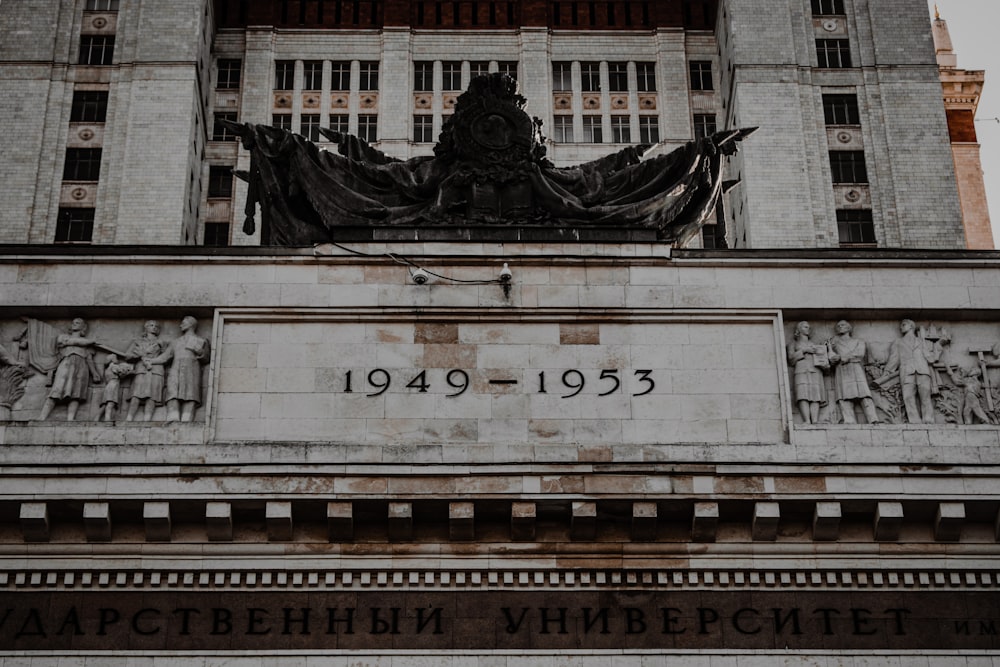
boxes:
[1,1,999,666]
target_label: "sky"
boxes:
[929,0,1000,243]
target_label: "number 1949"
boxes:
[343,369,655,398]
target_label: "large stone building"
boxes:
[1,1,999,666]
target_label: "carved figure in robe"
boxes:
[100,354,134,422]
[827,320,879,424]
[786,320,827,424]
[38,318,102,421]
[125,319,165,421]
[148,316,210,422]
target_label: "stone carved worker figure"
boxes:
[147,316,210,422]
[786,320,827,424]
[827,320,880,424]
[124,319,164,421]
[883,319,941,424]
[38,317,102,421]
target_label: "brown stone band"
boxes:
[2,591,998,651]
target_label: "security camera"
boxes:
[411,268,429,285]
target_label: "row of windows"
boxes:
[270,113,379,143]
[816,38,851,68]
[820,91,874,246]
[414,61,518,91]
[551,62,656,93]
[549,115,659,143]
[85,0,119,10]
[275,60,379,91]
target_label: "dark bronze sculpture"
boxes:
[225,74,753,245]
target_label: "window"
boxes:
[275,61,295,90]
[413,115,434,143]
[469,61,490,79]
[823,94,860,125]
[811,0,845,15]
[63,148,102,181]
[498,61,517,81]
[358,115,378,143]
[213,112,238,141]
[203,222,231,247]
[608,63,628,92]
[79,36,114,65]
[359,62,378,91]
[414,61,433,91]
[328,114,349,134]
[208,166,234,198]
[689,61,713,91]
[70,91,108,122]
[55,208,95,243]
[303,60,323,90]
[580,62,600,92]
[442,61,462,91]
[816,39,851,68]
[272,114,292,130]
[216,59,242,89]
[582,115,602,142]
[701,224,723,249]
[636,62,656,92]
[300,114,321,142]
[552,116,573,143]
[85,0,119,10]
[552,62,572,91]
[694,113,717,139]
[611,116,631,143]
[837,210,876,246]
[639,116,659,143]
[331,61,351,90]
[829,151,868,183]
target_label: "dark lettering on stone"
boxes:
[416,607,444,635]
[282,607,311,635]
[131,608,161,636]
[850,608,877,636]
[772,607,802,635]
[885,608,910,635]
[660,608,686,634]
[55,607,84,636]
[583,608,610,635]
[624,607,646,634]
[814,608,840,635]
[247,608,271,635]
[697,607,719,635]
[211,608,232,635]
[326,608,355,635]
[981,621,998,635]
[732,608,762,635]
[502,607,529,634]
[15,608,47,639]
[0,609,13,634]
[97,608,120,636]
[173,608,200,635]
[539,607,568,635]
[370,607,400,635]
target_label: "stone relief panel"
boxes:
[786,318,1000,426]
[0,316,210,423]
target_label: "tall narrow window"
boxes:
[829,151,868,183]
[330,61,351,90]
[689,61,713,91]
[608,63,628,92]
[639,116,659,143]
[216,59,242,89]
[552,116,573,143]
[822,94,860,125]
[636,62,656,92]
[611,116,630,143]
[358,115,378,143]
[328,114,349,134]
[693,113,717,139]
[275,61,295,90]
[582,115,602,142]
[303,60,323,90]
[79,36,115,65]
[837,209,876,246]
[55,208,95,243]
[213,112,239,141]
[203,222,231,247]
[580,62,601,92]
[469,61,490,79]
[359,62,379,90]
[63,148,102,181]
[811,0,845,15]
[300,114,321,142]
[272,114,292,130]
[413,115,434,143]
[816,39,852,68]
[498,61,517,81]
[414,61,433,91]
[208,166,234,198]
[70,91,108,122]
[552,62,572,91]
[442,61,462,91]
[85,0,119,11]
